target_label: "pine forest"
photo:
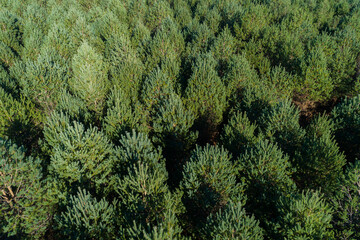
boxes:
[1,0,360,239]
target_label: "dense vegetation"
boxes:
[1,0,360,239]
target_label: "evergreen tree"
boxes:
[332,94,360,161]
[202,201,264,240]
[180,145,245,234]
[69,41,109,116]
[0,139,53,239]
[184,53,227,141]
[302,46,333,101]
[260,99,305,159]
[237,139,296,235]
[295,114,346,195]
[104,86,148,142]
[220,111,259,158]
[332,161,360,240]
[56,188,117,240]
[16,49,69,113]
[44,113,115,194]
[113,130,183,238]
[276,191,334,239]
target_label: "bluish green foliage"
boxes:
[276,191,334,239]
[202,201,264,240]
[56,188,117,240]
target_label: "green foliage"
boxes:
[180,145,245,233]
[332,94,360,161]
[202,201,264,240]
[332,161,360,240]
[0,87,43,151]
[221,111,259,158]
[237,139,296,234]
[105,33,144,102]
[260,99,305,158]
[104,87,148,141]
[295,114,346,194]
[276,191,334,239]
[44,114,115,192]
[302,46,334,101]
[69,41,109,115]
[56,188,116,240]
[184,53,227,126]
[113,130,183,238]
[0,139,52,239]
[1,0,360,238]
[16,49,69,113]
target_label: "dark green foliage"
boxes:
[1,0,360,238]
[276,191,334,239]
[0,139,53,239]
[332,161,360,239]
[0,87,43,151]
[220,111,258,158]
[202,201,264,240]
[295,114,346,194]
[302,46,333,101]
[332,94,360,161]
[113,130,183,238]
[260,99,305,158]
[237,139,296,234]
[56,188,116,240]
[180,145,245,233]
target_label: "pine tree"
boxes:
[151,92,197,160]
[220,111,259,158]
[184,53,227,140]
[332,94,360,161]
[44,114,115,194]
[180,145,245,234]
[276,191,334,239]
[302,46,333,101]
[142,18,184,81]
[105,33,144,102]
[332,161,360,240]
[237,139,296,236]
[202,201,264,240]
[104,87,148,142]
[16,48,69,113]
[295,114,346,195]
[259,99,305,159]
[0,139,53,239]
[0,87,43,152]
[69,41,109,116]
[56,188,117,240]
[223,54,260,103]
[113,130,184,238]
